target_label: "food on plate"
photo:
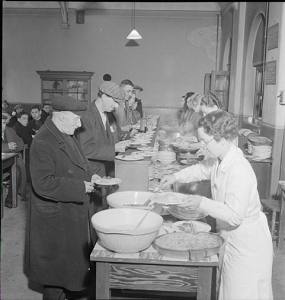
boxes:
[149,192,189,205]
[93,176,122,186]
[154,232,222,251]
[174,220,211,233]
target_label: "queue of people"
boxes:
[20,77,144,300]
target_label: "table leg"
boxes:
[11,156,17,208]
[96,262,110,299]
[197,267,215,300]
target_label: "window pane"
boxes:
[43,80,63,90]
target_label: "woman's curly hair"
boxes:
[198,110,238,141]
[187,93,203,110]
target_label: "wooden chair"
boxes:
[1,172,10,218]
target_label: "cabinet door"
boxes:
[42,80,64,100]
[66,80,89,102]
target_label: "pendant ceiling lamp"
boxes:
[126,1,142,40]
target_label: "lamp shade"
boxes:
[126,28,142,40]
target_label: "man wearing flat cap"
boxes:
[76,81,125,178]
[114,79,143,132]
[25,95,100,300]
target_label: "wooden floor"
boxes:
[1,199,285,300]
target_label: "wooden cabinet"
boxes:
[36,70,94,103]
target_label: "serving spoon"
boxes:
[105,209,152,235]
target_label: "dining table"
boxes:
[2,152,18,208]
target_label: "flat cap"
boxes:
[99,81,125,102]
[50,95,87,113]
[134,85,143,92]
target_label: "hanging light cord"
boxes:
[131,1,134,29]
[134,1,136,29]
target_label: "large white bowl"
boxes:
[91,208,163,253]
[107,191,154,209]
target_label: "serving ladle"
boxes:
[106,209,152,235]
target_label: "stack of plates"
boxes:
[247,135,272,159]
[156,151,176,164]
[252,145,272,160]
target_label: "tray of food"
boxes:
[153,231,223,260]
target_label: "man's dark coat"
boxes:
[25,118,93,291]
[76,102,115,177]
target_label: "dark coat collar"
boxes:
[44,118,89,172]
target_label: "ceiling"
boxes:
[3,1,233,12]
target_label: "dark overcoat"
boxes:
[25,118,93,291]
[76,103,115,177]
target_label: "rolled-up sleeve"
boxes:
[174,160,213,183]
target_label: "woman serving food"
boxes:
[160,110,273,300]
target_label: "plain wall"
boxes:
[2,10,217,109]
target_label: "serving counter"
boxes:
[115,115,160,192]
[91,229,218,300]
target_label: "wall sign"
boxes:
[267,23,279,50]
[265,60,277,85]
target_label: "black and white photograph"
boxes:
[2,1,285,300]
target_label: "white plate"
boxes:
[116,154,145,161]
[93,177,122,186]
[137,146,154,151]
[173,221,211,233]
[142,151,157,157]
[150,192,189,205]
[159,220,211,235]
[180,159,198,165]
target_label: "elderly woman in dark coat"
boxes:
[25,96,100,300]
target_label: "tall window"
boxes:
[252,15,266,120]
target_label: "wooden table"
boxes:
[2,152,18,208]
[90,242,218,300]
